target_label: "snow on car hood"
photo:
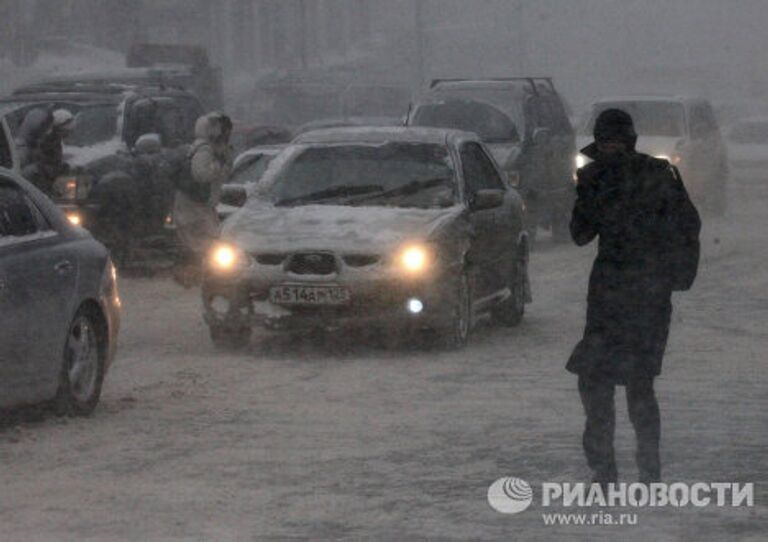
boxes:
[64,138,125,168]
[486,142,521,168]
[223,201,464,253]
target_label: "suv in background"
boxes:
[408,78,576,242]
[2,80,205,264]
[577,96,728,214]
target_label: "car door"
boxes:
[459,142,511,302]
[0,176,77,406]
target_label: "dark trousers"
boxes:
[578,373,661,482]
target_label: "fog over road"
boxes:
[1,182,766,540]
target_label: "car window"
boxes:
[583,102,686,137]
[0,122,12,169]
[690,104,718,139]
[460,142,505,195]
[0,181,52,241]
[410,101,519,143]
[228,154,276,185]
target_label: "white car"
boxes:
[726,117,768,181]
[576,96,728,214]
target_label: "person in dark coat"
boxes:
[568,108,701,484]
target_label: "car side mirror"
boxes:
[220,185,247,208]
[470,189,505,211]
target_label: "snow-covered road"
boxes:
[1,181,766,541]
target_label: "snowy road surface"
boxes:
[1,181,767,541]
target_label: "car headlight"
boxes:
[575,154,588,170]
[208,243,251,274]
[398,244,434,274]
[65,211,82,226]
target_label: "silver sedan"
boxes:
[0,168,120,414]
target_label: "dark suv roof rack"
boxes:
[429,77,556,94]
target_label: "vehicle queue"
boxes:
[0,66,729,413]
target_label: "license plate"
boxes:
[269,285,350,305]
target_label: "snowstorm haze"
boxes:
[1,1,767,541]
[3,0,768,108]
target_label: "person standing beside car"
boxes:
[567,109,701,486]
[172,112,233,286]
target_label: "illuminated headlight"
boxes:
[208,243,252,274]
[406,298,424,314]
[575,154,588,169]
[399,244,432,274]
[66,211,82,226]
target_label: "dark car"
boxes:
[201,127,531,350]
[0,167,120,414]
[2,81,205,264]
[408,78,576,242]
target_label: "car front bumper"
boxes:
[202,267,459,333]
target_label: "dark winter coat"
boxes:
[566,143,701,384]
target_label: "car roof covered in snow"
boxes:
[293,126,478,146]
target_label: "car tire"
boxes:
[440,271,471,349]
[55,306,106,416]
[492,244,528,327]
[209,325,252,351]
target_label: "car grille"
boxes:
[255,253,286,265]
[287,253,337,275]
[342,254,380,267]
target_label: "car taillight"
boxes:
[53,175,93,201]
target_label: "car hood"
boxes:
[64,138,126,169]
[223,201,464,253]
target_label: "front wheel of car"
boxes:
[209,325,252,351]
[440,271,471,349]
[492,248,528,327]
[55,306,106,416]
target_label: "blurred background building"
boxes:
[3,0,768,113]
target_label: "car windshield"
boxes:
[260,142,456,208]
[429,85,528,134]
[410,100,519,143]
[227,153,278,185]
[728,121,768,144]
[66,104,119,146]
[583,102,686,137]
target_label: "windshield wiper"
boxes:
[348,177,453,204]
[275,184,383,206]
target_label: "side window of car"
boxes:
[0,182,44,239]
[460,143,505,197]
[0,122,12,169]
[689,105,716,139]
[533,97,555,129]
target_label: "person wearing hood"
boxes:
[16,107,72,194]
[567,109,701,486]
[172,112,233,283]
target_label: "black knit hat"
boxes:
[594,108,637,146]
